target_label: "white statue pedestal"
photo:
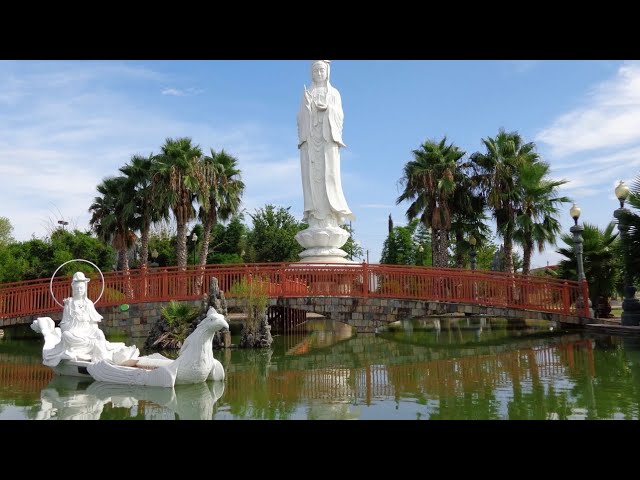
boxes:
[295,224,354,263]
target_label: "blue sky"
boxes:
[1,60,637,268]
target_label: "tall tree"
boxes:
[152,137,206,268]
[470,129,539,274]
[342,223,364,262]
[197,149,245,275]
[555,222,620,314]
[450,161,489,268]
[412,221,433,266]
[380,220,428,266]
[120,153,168,269]
[207,216,248,264]
[397,137,465,267]
[513,160,570,275]
[246,205,305,263]
[614,174,640,287]
[0,217,14,247]
[88,176,137,273]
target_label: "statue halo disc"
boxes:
[49,259,106,308]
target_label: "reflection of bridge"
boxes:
[0,361,53,397]
[223,335,595,404]
[0,263,591,331]
[1,336,595,417]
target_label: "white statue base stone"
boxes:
[298,255,356,264]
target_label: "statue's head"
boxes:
[311,60,330,85]
[71,271,90,298]
[205,306,229,331]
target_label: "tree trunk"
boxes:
[431,230,439,268]
[117,248,129,271]
[503,230,514,275]
[455,230,464,268]
[196,209,217,292]
[176,219,188,269]
[140,222,150,269]
[503,227,519,304]
[118,246,133,299]
[522,237,532,276]
[434,229,450,268]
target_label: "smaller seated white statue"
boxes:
[32,272,138,367]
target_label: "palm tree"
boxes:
[396,137,465,267]
[555,222,620,315]
[470,129,539,274]
[450,162,489,268]
[617,175,640,286]
[119,153,169,269]
[89,176,137,297]
[152,137,206,269]
[513,160,570,275]
[197,149,245,278]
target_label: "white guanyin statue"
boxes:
[295,60,356,263]
[32,266,229,388]
[31,271,139,369]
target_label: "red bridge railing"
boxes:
[0,263,589,320]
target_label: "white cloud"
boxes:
[161,87,204,97]
[510,60,542,74]
[360,204,392,209]
[0,62,298,241]
[536,62,640,157]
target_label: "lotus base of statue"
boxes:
[295,224,356,263]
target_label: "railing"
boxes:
[0,263,588,319]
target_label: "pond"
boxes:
[1,317,639,420]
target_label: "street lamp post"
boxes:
[417,244,424,266]
[150,249,159,268]
[469,235,477,271]
[614,181,640,326]
[191,232,198,266]
[570,203,592,318]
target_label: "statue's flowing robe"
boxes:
[58,298,110,362]
[297,83,354,225]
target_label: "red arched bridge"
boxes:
[0,263,592,331]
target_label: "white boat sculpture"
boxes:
[32,269,228,388]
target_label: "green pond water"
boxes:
[1,317,639,420]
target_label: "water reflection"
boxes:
[33,376,225,420]
[3,318,640,419]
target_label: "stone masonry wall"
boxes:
[2,296,587,335]
[226,297,587,332]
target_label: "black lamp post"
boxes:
[614,181,640,326]
[150,249,159,268]
[569,203,591,317]
[469,235,477,271]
